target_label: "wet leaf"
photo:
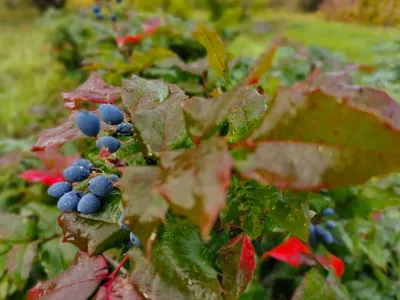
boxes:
[158,138,234,238]
[120,167,168,251]
[194,23,226,79]
[128,217,222,300]
[62,73,121,110]
[217,234,255,300]
[227,87,267,143]
[58,193,129,256]
[28,252,109,300]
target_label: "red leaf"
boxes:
[62,73,121,110]
[261,237,312,267]
[18,170,63,186]
[217,234,256,299]
[28,252,109,300]
[316,253,345,278]
[247,77,259,85]
[116,35,143,47]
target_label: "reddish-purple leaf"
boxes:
[95,276,142,300]
[62,73,121,110]
[33,111,112,151]
[217,234,256,299]
[120,167,168,253]
[28,252,109,300]
[158,138,234,238]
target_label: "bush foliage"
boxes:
[0,5,400,300]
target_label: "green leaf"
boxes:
[120,166,168,250]
[158,138,234,238]
[131,48,176,73]
[217,234,256,300]
[134,84,189,152]
[128,217,222,299]
[183,86,256,142]
[359,241,388,270]
[121,75,169,119]
[243,36,284,85]
[226,87,267,143]
[24,202,61,239]
[121,75,188,152]
[239,280,268,300]
[292,269,350,300]
[194,23,226,79]
[58,192,129,256]
[0,213,31,243]
[6,242,38,289]
[39,238,77,278]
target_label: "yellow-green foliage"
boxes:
[320,0,400,26]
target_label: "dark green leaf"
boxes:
[120,166,168,250]
[158,138,234,238]
[58,192,129,256]
[24,202,61,238]
[128,217,222,300]
[39,238,77,278]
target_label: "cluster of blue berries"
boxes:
[76,104,133,154]
[309,208,337,246]
[47,158,120,214]
[92,2,121,22]
[118,213,142,247]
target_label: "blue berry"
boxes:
[76,111,101,137]
[315,225,326,237]
[110,174,120,182]
[63,166,90,182]
[116,122,133,136]
[95,12,103,20]
[88,176,114,197]
[99,104,124,125]
[118,213,129,230]
[129,232,142,247]
[58,191,83,212]
[326,220,336,229]
[309,224,317,246]
[72,159,93,171]
[77,193,101,214]
[110,13,117,22]
[96,136,120,153]
[322,230,334,244]
[92,4,101,13]
[48,181,72,198]
[323,208,335,216]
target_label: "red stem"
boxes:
[105,254,130,299]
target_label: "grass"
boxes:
[0,9,76,138]
[228,10,400,65]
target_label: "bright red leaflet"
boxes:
[19,170,64,186]
[316,253,345,277]
[262,237,312,267]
